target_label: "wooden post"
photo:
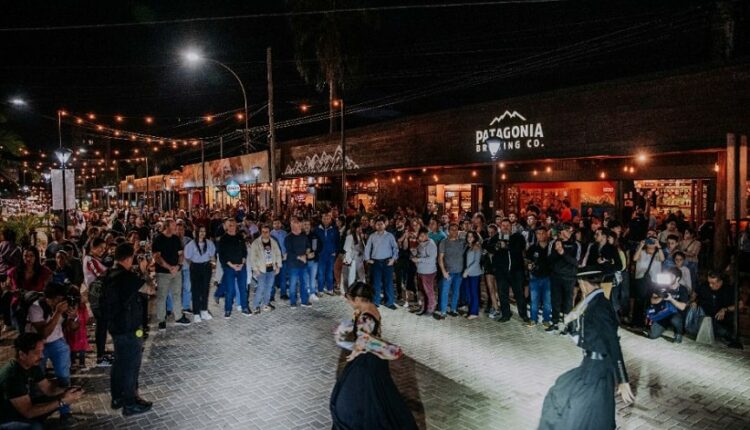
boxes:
[267,47,279,214]
[714,145,729,271]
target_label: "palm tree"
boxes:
[289,0,375,133]
[0,112,27,186]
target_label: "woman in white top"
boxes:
[342,221,366,292]
[184,226,216,322]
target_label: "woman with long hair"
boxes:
[8,246,52,293]
[463,231,484,319]
[341,221,366,292]
[184,225,216,322]
[330,282,417,429]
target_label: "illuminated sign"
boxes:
[226,180,241,197]
[475,110,545,156]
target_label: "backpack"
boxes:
[87,271,109,315]
[12,291,47,334]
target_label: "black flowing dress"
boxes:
[539,290,630,430]
[330,312,418,430]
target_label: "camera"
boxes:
[137,252,153,262]
[65,293,80,308]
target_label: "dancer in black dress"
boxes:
[539,270,635,430]
[330,282,418,430]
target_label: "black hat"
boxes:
[577,269,604,283]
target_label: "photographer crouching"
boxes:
[102,243,153,416]
[646,267,688,344]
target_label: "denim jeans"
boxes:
[181,266,192,310]
[222,265,248,312]
[306,260,319,295]
[253,271,276,309]
[529,276,552,323]
[317,253,336,292]
[272,262,288,298]
[111,333,143,406]
[551,276,576,324]
[287,267,309,305]
[439,272,463,314]
[649,312,684,338]
[40,338,70,387]
[370,260,395,306]
[465,275,481,316]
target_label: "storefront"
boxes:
[180,151,270,211]
[278,65,749,224]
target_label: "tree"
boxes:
[289,0,375,133]
[0,112,27,187]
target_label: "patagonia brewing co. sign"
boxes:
[475,110,544,155]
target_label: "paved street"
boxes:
[3,294,750,430]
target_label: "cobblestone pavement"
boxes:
[3,293,750,430]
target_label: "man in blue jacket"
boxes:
[315,212,340,296]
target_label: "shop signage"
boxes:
[226,180,241,197]
[475,110,545,155]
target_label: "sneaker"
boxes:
[111,398,123,410]
[433,312,446,320]
[301,302,312,308]
[310,294,320,302]
[236,305,243,312]
[253,307,261,315]
[385,304,398,310]
[267,303,276,310]
[525,321,536,328]
[545,324,558,333]
[175,315,191,325]
[324,290,335,296]
[674,334,683,344]
[224,311,231,319]
[96,356,113,368]
[122,402,152,416]
[200,311,212,321]
[488,308,498,319]
[193,314,202,323]
[290,304,298,309]
[262,305,273,312]
[135,397,153,408]
[241,309,252,316]
[447,311,459,317]
[467,315,478,320]
[497,315,511,323]
[158,322,167,331]
[280,294,289,300]
[542,321,552,329]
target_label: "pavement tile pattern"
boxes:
[3,293,749,429]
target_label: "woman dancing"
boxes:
[539,270,635,430]
[330,282,418,430]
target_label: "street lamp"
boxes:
[486,138,502,216]
[55,147,73,236]
[252,166,262,211]
[333,99,346,211]
[9,98,26,106]
[182,49,250,154]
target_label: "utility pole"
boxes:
[267,47,279,213]
[201,140,207,208]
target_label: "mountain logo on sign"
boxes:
[489,110,526,125]
[283,145,360,176]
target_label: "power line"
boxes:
[0,1,566,32]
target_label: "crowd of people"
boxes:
[0,198,746,428]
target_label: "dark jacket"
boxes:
[104,266,144,336]
[549,239,580,280]
[218,233,247,267]
[315,224,340,258]
[492,232,525,275]
[526,243,551,278]
[576,291,629,384]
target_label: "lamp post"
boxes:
[486,138,502,217]
[169,177,176,211]
[252,166,262,211]
[183,50,250,154]
[333,99,346,212]
[42,172,51,211]
[55,148,73,237]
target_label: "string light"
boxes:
[144,116,153,124]
[600,171,607,179]
[76,118,83,124]
[471,170,477,177]
[532,169,538,176]
[300,104,309,113]
[87,113,95,120]
[205,115,214,122]
[235,113,244,120]
[545,166,552,173]
[96,125,104,131]
[115,115,124,122]
[499,162,505,168]
[501,173,507,180]
[714,163,720,172]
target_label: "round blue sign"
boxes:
[226,180,241,197]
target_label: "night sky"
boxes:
[0,0,730,173]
